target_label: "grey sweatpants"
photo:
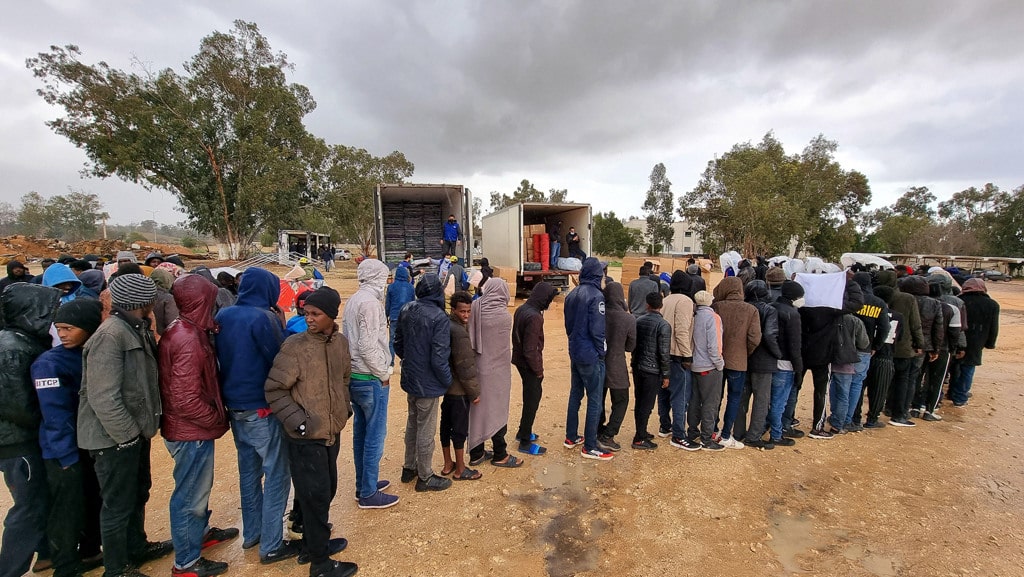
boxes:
[739,372,773,442]
[403,394,440,481]
[687,369,723,443]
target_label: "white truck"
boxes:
[481,202,593,294]
[373,183,474,266]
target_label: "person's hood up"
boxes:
[1,283,60,339]
[876,269,898,289]
[961,277,988,294]
[6,260,27,279]
[172,274,219,332]
[236,267,281,308]
[190,266,221,287]
[415,272,445,308]
[743,279,771,303]
[853,271,874,296]
[357,258,390,297]
[42,263,82,294]
[670,270,691,294]
[603,281,628,312]
[394,265,411,283]
[526,281,557,311]
[900,274,930,296]
[713,276,744,301]
[145,252,164,264]
[79,269,105,294]
[149,268,174,292]
[873,285,895,304]
[580,257,603,287]
[928,273,953,295]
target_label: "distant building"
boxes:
[624,218,704,255]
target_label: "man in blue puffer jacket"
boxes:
[394,273,453,492]
[563,257,611,460]
[385,266,416,368]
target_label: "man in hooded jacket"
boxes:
[950,278,999,406]
[385,266,416,368]
[875,270,924,426]
[846,272,891,432]
[740,280,782,449]
[711,277,761,449]
[0,284,60,577]
[512,281,557,455]
[660,271,698,450]
[0,260,34,291]
[899,275,944,423]
[395,273,453,492]
[564,258,611,460]
[597,282,636,452]
[342,259,399,509]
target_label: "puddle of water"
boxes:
[768,512,825,575]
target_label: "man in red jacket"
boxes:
[159,274,238,577]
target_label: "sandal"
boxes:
[468,450,493,466]
[517,443,547,455]
[516,433,539,442]
[491,455,524,468]
[453,468,483,481]
[440,464,456,476]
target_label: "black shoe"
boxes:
[298,538,348,564]
[772,437,796,447]
[701,439,725,451]
[863,419,886,429]
[201,527,239,549]
[670,437,701,451]
[468,450,493,466]
[400,467,417,483]
[310,560,358,577]
[782,427,805,439]
[631,439,658,450]
[172,557,228,577]
[745,438,775,450]
[415,474,452,492]
[656,427,672,438]
[80,553,104,572]
[596,435,621,452]
[260,541,300,565]
[111,568,151,577]
[889,417,916,428]
[131,540,174,564]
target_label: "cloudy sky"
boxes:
[2,1,1022,226]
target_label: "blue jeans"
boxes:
[829,372,854,430]
[165,440,215,569]
[388,321,398,366]
[550,241,561,267]
[566,361,605,452]
[668,359,693,439]
[769,371,795,440]
[950,364,975,405]
[844,352,872,427]
[720,370,746,440]
[350,379,390,499]
[229,410,290,557]
[0,452,47,577]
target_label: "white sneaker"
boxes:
[721,436,745,450]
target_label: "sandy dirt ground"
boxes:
[5,264,1024,577]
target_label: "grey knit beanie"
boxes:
[108,273,157,310]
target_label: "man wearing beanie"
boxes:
[214,267,294,564]
[160,275,237,577]
[32,298,105,577]
[342,259,399,509]
[772,281,805,445]
[0,283,60,577]
[687,290,725,450]
[766,267,787,301]
[266,286,358,577]
[78,274,172,577]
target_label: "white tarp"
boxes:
[795,271,846,309]
[840,253,895,270]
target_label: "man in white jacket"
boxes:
[342,259,400,509]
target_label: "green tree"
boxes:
[858,187,937,253]
[642,162,675,254]
[985,185,1024,257]
[593,212,643,258]
[15,189,104,241]
[28,21,319,257]
[489,179,570,211]
[0,202,16,236]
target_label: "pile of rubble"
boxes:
[0,235,210,265]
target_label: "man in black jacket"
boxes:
[950,278,999,406]
[740,281,781,449]
[630,292,671,450]
[512,282,556,455]
[0,284,60,577]
[899,275,944,422]
[876,270,924,427]
[846,272,890,432]
[771,281,803,446]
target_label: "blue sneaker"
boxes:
[358,491,400,510]
[353,479,391,501]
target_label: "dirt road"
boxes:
[5,267,1023,576]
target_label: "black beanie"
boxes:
[780,280,805,301]
[53,299,103,335]
[304,286,341,319]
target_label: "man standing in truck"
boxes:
[566,227,586,260]
[441,214,462,259]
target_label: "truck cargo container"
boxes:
[481,202,592,294]
[373,183,473,266]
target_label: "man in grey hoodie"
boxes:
[687,290,725,451]
[342,259,399,509]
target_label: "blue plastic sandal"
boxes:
[517,443,547,455]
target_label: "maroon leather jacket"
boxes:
[159,274,229,442]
